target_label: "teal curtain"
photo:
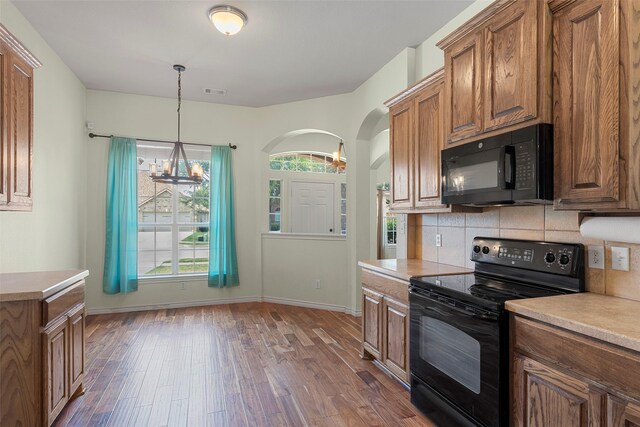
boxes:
[208,145,239,287]
[103,137,138,294]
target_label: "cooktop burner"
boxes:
[410,237,585,311]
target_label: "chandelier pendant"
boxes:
[150,65,203,185]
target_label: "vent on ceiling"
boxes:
[204,88,227,96]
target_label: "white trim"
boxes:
[86,296,361,317]
[261,232,346,241]
[262,296,360,315]
[86,296,261,315]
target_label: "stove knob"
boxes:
[559,254,570,265]
[545,252,556,264]
[482,246,490,254]
[473,245,481,254]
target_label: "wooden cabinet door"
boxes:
[381,297,409,382]
[43,318,69,426]
[512,355,606,426]
[389,99,413,209]
[414,79,445,209]
[607,396,640,427]
[552,0,620,208]
[361,287,382,359]
[483,0,538,132]
[444,30,483,145]
[68,305,85,395]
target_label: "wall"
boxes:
[261,235,349,312]
[0,0,87,273]
[413,207,640,301]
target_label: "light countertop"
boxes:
[0,269,89,302]
[506,293,640,353]
[358,259,472,282]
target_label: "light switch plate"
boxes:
[611,246,630,271]
[588,245,605,270]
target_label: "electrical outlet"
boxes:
[436,234,442,247]
[588,245,605,270]
[315,280,321,289]
[180,282,186,290]
[611,247,630,271]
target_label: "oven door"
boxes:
[409,287,504,427]
[441,143,515,205]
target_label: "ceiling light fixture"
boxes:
[149,65,203,185]
[332,140,347,171]
[208,5,248,36]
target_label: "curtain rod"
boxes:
[88,132,238,150]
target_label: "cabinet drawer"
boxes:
[42,281,85,327]
[361,270,408,304]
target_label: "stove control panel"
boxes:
[470,237,584,276]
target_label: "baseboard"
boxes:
[86,296,261,315]
[86,295,361,317]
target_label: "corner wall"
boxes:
[0,0,87,273]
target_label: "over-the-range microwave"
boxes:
[441,124,553,206]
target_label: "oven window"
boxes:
[419,317,481,394]
[447,160,498,192]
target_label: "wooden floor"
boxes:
[53,302,435,427]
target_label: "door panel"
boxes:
[389,100,413,209]
[512,355,605,427]
[290,181,335,234]
[362,287,382,359]
[69,306,85,394]
[414,80,445,208]
[553,0,620,207]
[484,0,537,131]
[382,297,408,381]
[444,31,483,145]
[607,396,640,427]
[43,319,69,424]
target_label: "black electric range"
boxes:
[409,237,585,427]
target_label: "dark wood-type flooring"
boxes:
[53,302,435,427]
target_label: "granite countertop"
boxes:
[358,259,473,281]
[0,269,89,302]
[506,293,640,353]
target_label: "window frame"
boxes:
[137,142,211,279]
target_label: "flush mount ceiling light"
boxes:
[149,65,203,185]
[208,5,248,36]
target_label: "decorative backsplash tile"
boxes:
[408,207,640,302]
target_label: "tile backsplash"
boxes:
[404,206,640,301]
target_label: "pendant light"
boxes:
[149,65,203,185]
[332,140,347,171]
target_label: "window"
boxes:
[385,214,397,245]
[137,142,211,277]
[269,152,345,174]
[269,179,281,232]
[340,183,347,235]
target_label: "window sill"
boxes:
[262,232,347,241]
[138,274,207,285]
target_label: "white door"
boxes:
[290,181,335,234]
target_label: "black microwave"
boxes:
[441,124,553,206]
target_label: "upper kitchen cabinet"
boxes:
[386,69,468,213]
[0,25,41,212]
[442,30,483,145]
[438,0,552,147]
[551,0,640,211]
[389,98,414,210]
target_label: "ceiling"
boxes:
[13,0,473,107]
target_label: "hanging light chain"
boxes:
[177,68,182,143]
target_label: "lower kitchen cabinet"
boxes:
[511,315,640,426]
[361,269,410,384]
[0,272,87,427]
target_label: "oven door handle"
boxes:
[411,287,499,322]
